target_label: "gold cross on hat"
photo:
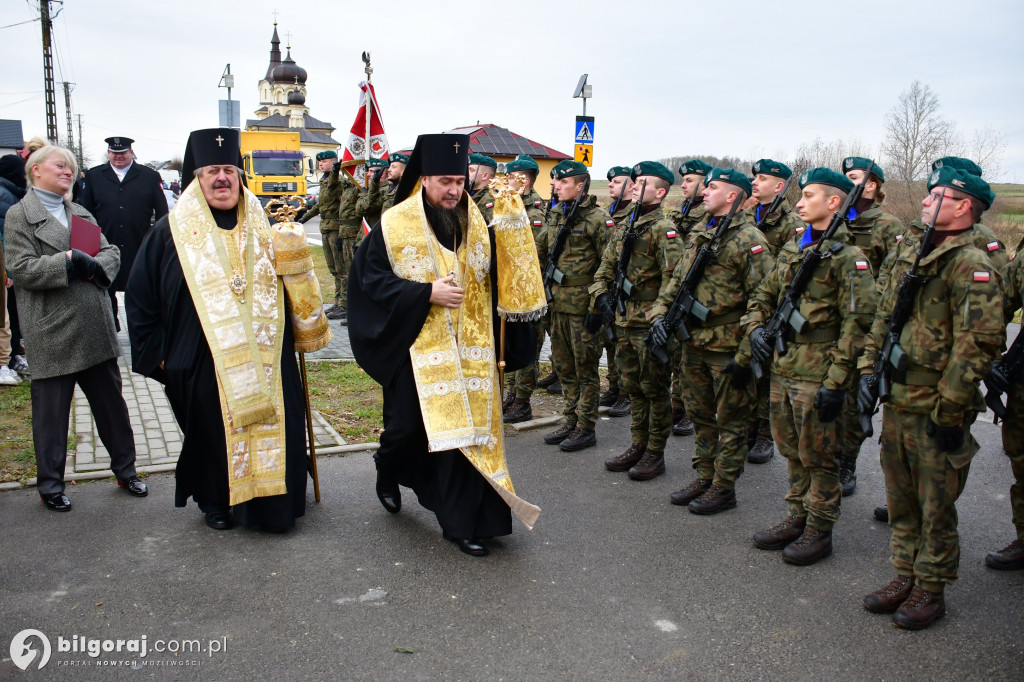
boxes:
[453,141,460,154]
[215,135,224,147]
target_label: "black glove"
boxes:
[749,327,772,367]
[332,160,341,172]
[721,358,753,389]
[857,374,879,417]
[814,386,847,423]
[985,361,1011,395]
[927,420,965,452]
[648,318,669,349]
[584,312,602,334]
[336,236,345,252]
[66,248,100,281]
[373,167,385,182]
[596,293,616,328]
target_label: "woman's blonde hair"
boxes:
[24,136,78,187]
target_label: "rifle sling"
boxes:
[782,325,840,344]
[552,273,594,287]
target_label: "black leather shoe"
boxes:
[543,420,577,445]
[376,472,401,514]
[117,475,148,497]
[537,371,559,389]
[205,510,234,530]
[607,393,631,417]
[599,389,619,407]
[443,530,488,557]
[41,492,72,512]
[874,505,889,522]
[559,428,596,452]
[546,380,562,395]
[326,305,347,320]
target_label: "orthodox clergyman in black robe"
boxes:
[348,133,544,556]
[125,128,312,532]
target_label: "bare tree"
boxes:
[949,126,1006,179]
[881,81,955,184]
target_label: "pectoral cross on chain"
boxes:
[215,135,224,147]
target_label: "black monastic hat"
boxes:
[393,133,470,204]
[181,128,242,190]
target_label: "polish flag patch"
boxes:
[856,261,869,270]
[896,234,903,241]
[667,230,677,238]
[606,220,616,227]
[750,244,764,255]
[485,202,494,209]
[534,200,544,206]
[987,241,1001,251]
[973,271,991,282]
[533,220,543,227]
[795,227,805,234]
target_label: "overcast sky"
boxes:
[3,0,1023,181]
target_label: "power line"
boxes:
[0,17,40,30]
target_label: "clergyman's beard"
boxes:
[431,204,467,248]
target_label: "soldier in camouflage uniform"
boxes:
[986,234,1024,570]
[502,155,551,424]
[857,167,1004,630]
[536,161,609,451]
[651,167,772,512]
[745,159,804,465]
[468,153,497,225]
[745,168,877,566]
[355,158,390,235]
[300,150,346,320]
[592,161,684,480]
[665,160,713,437]
[333,166,363,326]
[600,165,635,414]
[536,161,573,394]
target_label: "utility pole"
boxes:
[41,0,58,142]
[63,81,75,151]
[76,113,84,170]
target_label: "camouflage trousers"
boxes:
[549,312,600,430]
[320,226,343,306]
[836,390,867,460]
[747,375,770,432]
[670,341,684,411]
[506,318,547,400]
[681,347,755,488]
[336,237,357,308]
[880,406,976,588]
[770,375,841,531]
[602,327,619,393]
[616,325,672,451]
[1001,381,1024,542]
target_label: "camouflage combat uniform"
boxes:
[743,223,878,531]
[847,200,905,274]
[999,248,1024,545]
[355,175,385,232]
[665,200,707,414]
[601,198,636,397]
[592,204,683,456]
[536,195,609,430]
[363,175,401,222]
[472,187,495,225]
[858,231,1004,588]
[304,169,344,306]
[653,209,772,489]
[332,176,362,308]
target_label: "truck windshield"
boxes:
[253,157,304,176]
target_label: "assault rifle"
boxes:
[542,177,590,303]
[858,193,943,437]
[984,329,1024,420]
[605,180,647,341]
[751,161,873,381]
[649,192,745,365]
[754,174,795,230]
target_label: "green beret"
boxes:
[706,167,752,196]
[842,156,885,183]
[366,158,388,169]
[506,155,539,174]
[931,156,983,177]
[678,159,713,177]
[799,167,855,194]
[552,161,589,180]
[550,160,572,178]
[469,153,497,169]
[751,158,792,180]
[390,153,410,165]
[630,160,675,185]
[928,166,994,209]
[316,150,338,161]
[607,165,632,181]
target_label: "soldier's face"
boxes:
[609,176,633,200]
[388,162,405,182]
[421,174,464,209]
[198,165,241,211]
[555,177,582,201]
[318,158,334,172]
[681,174,703,201]
[920,188,964,228]
[845,169,877,199]
[632,177,665,206]
[795,184,836,225]
[702,180,735,215]
[107,149,133,170]
[752,174,784,203]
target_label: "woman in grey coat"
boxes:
[3,139,147,511]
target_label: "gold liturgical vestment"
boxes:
[380,183,545,528]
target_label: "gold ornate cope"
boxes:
[381,183,544,529]
[169,181,287,506]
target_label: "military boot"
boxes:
[688,484,736,515]
[839,456,857,496]
[985,539,1024,570]
[782,527,833,565]
[671,406,694,436]
[560,427,596,452]
[537,371,559,389]
[546,380,563,395]
[874,506,889,522]
[502,390,516,412]
[892,586,946,630]
[605,442,645,472]
[748,419,775,463]
[326,304,346,320]
[503,398,532,424]
[670,478,712,506]
[863,575,914,613]
[628,449,666,481]
[599,387,619,407]
[608,393,631,417]
[753,515,807,550]
[543,418,577,445]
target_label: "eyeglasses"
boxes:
[927,191,959,203]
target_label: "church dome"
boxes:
[271,49,307,85]
[287,87,305,106]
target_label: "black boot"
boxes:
[839,456,857,496]
[503,398,533,424]
[599,388,619,407]
[748,419,774,463]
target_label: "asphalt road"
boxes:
[1,413,1021,680]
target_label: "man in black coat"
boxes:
[78,136,168,326]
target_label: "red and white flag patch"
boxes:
[795,227,805,234]
[533,220,543,227]
[485,202,494,209]
[973,271,991,282]
[855,260,869,270]
[750,244,764,255]
[987,241,1001,251]
[896,234,903,242]
[606,220,615,227]
[667,230,677,238]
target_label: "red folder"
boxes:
[70,215,101,256]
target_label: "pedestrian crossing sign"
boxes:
[575,143,593,166]
[575,116,595,144]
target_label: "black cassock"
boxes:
[348,216,536,540]
[124,215,307,529]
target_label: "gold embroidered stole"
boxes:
[272,221,332,353]
[382,189,541,529]
[169,182,287,505]
[489,179,547,322]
